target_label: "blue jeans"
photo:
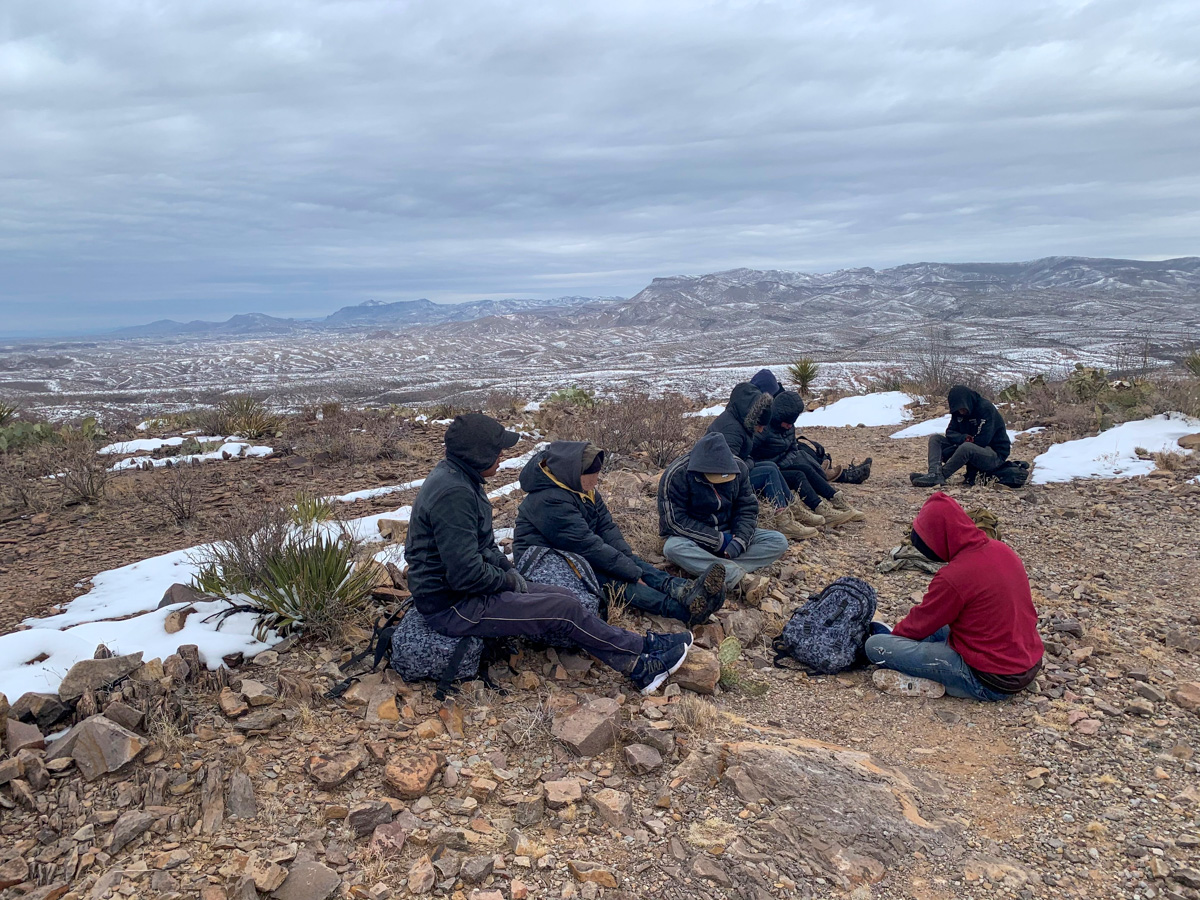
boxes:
[595,556,691,622]
[864,626,1009,702]
[749,461,792,509]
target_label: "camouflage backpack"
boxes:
[772,577,877,675]
[515,546,604,647]
[389,607,485,698]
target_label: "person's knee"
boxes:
[756,530,789,555]
[864,634,891,663]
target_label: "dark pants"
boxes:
[597,557,691,622]
[424,587,645,674]
[928,435,1002,478]
[779,456,836,507]
[749,461,792,508]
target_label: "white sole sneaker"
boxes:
[641,643,691,695]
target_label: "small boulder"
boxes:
[590,788,633,827]
[407,855,437,894]
[159,582,210,609]
[46,714,145,781]
[550,698,620,757]
[460,856,494,884]
[673,647,720,695]
[102,700,144,732]
[623,743,663,775]
[384,752,441,799]
[348,801,395,837]
[271,860,340,900]
[6,718,46,754]
[219,687,250,718]
[11,691,70,729]
[59,652,143,702]
[109,810,156,854]
[0,856,30,890]
[227,770,258,819]
[567,860,618,888]
[1172,683,1200,711]
[233,707,285,733]
[307,751,364,788]
[239,679,277,707]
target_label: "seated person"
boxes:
[405,413,692,694]
[513,440,725,626]
[707,382,813,540]
[658,433,789,589]
[865,492,1043,701]
[911,386,1010,487]
[751,390,864,527]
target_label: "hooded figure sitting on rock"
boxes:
[911,385,1011,487]
[865,492,1044,701]
[514,440,726,626]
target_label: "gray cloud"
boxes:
[2,0,1198,333]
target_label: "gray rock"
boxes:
[550,698,620,757]
[159,582,211,609]
[233,707,285,733]
[6,718,45,754]
[46,714,145,781]
[623,743,663,775]
[11,691,70,729]
[58,652,144,702]
[460,856,494,884]
[271,860,341,900]
[109,809,155,854]
[227,769,258,819]
[103,700,145,732]
[348,801,394,837]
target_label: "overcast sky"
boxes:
[2,0,1198,334]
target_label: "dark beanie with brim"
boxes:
[445,413,520,471]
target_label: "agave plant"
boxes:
[786,358,819,397]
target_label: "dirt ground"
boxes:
[2,407,1199,900]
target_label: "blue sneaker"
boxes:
[629,642,690,695]
[643,630,694,655]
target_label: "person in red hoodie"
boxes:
[865,492,1043,700]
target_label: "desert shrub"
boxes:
[547,390,700,468]
[192,503,374,639]
[195,396,281,439]
[0,446,56,511]
[546,386,597,409]
[1185,351,1200,378]
[136,461,209,524]
[292,491,335,526]
[670,694,719,735]
[57,437,111,505]
[786,358,819,397]
[291,409,412,464]
[1067,364,1110,402]
[426,401,464,420]
[484,390,525,417]
[1153,451,1188,471]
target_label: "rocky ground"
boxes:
[2,406,1200,900]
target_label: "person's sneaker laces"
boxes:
[643,630,694,655]
[630,642,690,694]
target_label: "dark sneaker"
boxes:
[837,458,872,484]
[909,472,946,487]
[629,642,690,695]
[643,630,694,656]
[684,563,726,626]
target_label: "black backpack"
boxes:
[971,460,1031,489]
[772,577,877,675]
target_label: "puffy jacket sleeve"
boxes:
[945,414,970,445]
[659,464,724,552]
[891,572,966,641]
[594,495,636,559]
[534,492,642,582]
[730,468,759,548]
[430,485,510,596]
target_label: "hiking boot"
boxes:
[814,498,858,527]
[829,491,866,521]
[776,511,820,541]
[630,642,690,694]
[909,472,946,488]
[871,668,946,698]
[791,503,825,527]
[683,563,726,626]
[836,458,872,484]
[824,462,844,482]
[643,630,694,655]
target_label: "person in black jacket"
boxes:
[911,386,1012,487]
[513,441,725,626]
[707,383,814,540]
[658,433,789,588]
[750,368,784,397]
[752,391,865,526]
[406,413,693,694]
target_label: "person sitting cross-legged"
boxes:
[865,492,1043,701]
[911,385,1011,487]
[405,413,693,694]
[658,432,789,590]
[513,440,726,627]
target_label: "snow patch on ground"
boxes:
[110,442,272,471]
[499,442,547,470]
[100,436,225,455]
[332,478,426,503]
[1031,414,1200,484]
[684,404,725,419]
[890,417,1047,441]
[802,392,916,428]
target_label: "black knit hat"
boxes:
[444,413,520,470]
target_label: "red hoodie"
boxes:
[893,492,1043,678]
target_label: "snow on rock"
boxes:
[499,442,547,470]
[803,392,916,428]
[0,601,272,701]
[109,442,272,471]
[523,401,542,412]
[684,404,726,419]
[1031,414,1200,484]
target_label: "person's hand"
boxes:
[964,436,975,443]
[504,570,530,593]
[725,538,744,560]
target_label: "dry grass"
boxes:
[545,389,704,468]
[506,691,559,751]
[57,437,111,505]
[290,409,414,464]
[136,461,211,524]
[670,694,720,736]
[1153,451,1189,472]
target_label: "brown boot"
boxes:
[790,503,826,527]
[815,498,858,527]
[776,510,819,541]
[830,491,866,521]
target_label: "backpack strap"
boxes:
[433,636,476,701]
[326,603,409,700]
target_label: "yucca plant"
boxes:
[219,396,280,439]
[291,490,335,526]
[1185,350,1200,378]
[786,358,819,397]
[195,530,376,640]
[0,402,16,426]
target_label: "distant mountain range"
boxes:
[110,295,624,338]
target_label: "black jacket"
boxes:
[946,386,1011,462]
[404,454,513,616]
[512,441,642,583]
[658,444,759,554]
[707,383,773,461]
[751,391,806,469]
